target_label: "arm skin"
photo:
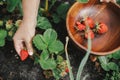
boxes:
[100,0,116,3]
[13,0,40,56]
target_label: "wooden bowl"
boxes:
[66,0,120,55]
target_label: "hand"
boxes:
[100,0,116,3]
[13,21,36,56]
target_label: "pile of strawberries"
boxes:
[74,17,108,39]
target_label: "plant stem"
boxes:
[76,29,92,80]
[45,0,48,12]
[65,36,74,80]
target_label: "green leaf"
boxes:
[33,34,47,50]
[37,16,52,29]
[40,50,49,60]
[39,59,57,70]
[43,29,57,45]
[49,0,57,10]
[56,55,64,63]
[98,56,110,71]
[101,63,110,71]
[0,39,5,47]
[52,69,61,80]
[56,2,70,20]
[117,0,120,4]
[52,13,60,23]
[108,62,119,71]
[77,0,89,3]
[112,50,120,59]
[49,40,64,54]
[0,20,3,26]
[0,29,7,39]
[7,0,21,12]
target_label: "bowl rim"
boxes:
[66,1,120,55]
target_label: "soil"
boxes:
[0,21,105,80]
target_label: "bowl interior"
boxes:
[66,0,120,55]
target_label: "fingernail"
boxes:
[28,51,33,56]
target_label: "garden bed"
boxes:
[0,21,105,80]
[0,0,120,80]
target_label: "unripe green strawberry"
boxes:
[15,20,22,27]
[0,20,3,27]
[5,20,13,30]
[8,30,14,37]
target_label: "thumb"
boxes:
[25,41,34,56]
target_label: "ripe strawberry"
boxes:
[98,23,108,34]
[85,30,94,39]
[76,21,86,31]
[84,17,95,28]
[65,67,69,73]
[76,21,81,25]
[20,49,29,61]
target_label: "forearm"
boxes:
[22,0,40,26]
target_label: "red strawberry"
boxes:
[84,17,95,28]
[20,49,29,61]
[65,68,69,73]
[77,24,86,31]
[85,30,94,39]
[76,21,86,31]
[76,21,81,25]
[98,23,108,34]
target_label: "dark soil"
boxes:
[0,21,105,80]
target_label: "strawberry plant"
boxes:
[98,50,120,80]
[33,28,67,79]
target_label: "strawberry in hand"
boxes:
[97,23,108,34]
[20,49,29,61]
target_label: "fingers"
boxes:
[25,40,33,56]
[13,39,24,56]
[13,39,33,56]
[100,0,110,2]
[100,0,116,3]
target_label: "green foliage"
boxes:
[0,20,3,27]
[7,0,21,12]
[112,50,120,59]
[43,28,57,45]
[39,58,57,70]
[0,39,5,47]
[33,29,64,53]
[98,50,120,80]
[52,2,70,23]
[104,71,120,80]
[0,29,7,47]
[77,0,89,3]
[33,28,64,79]
[0,29,7,39]
[33,34,47,50]
[98,50,120,71]
[117,0,120,4]
[37,16,52,29]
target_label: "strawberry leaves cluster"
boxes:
[33,29,68,79]
[74,17,108,39]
